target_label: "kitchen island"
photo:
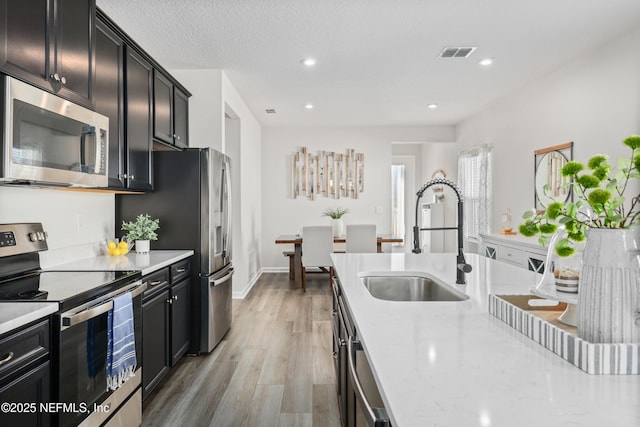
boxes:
[331,252,640,426]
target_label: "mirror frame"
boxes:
[534,141,574,210]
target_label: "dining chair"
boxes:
[301,226,334,292]
[346,224,377,253]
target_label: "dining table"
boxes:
[275,234,404,289]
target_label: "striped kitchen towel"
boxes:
[106,291,137,391]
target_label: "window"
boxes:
[458,145,492,242]
[391,164,405,243]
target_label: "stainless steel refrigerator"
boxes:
[116,148,232,354]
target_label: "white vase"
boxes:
[577,228,640,343]
[135,239,150,254]
[332,218,344,237]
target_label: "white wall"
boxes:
[0,187,114,267]
[261,126,455,269]
[457,27,640,234]
[171,69,262,298]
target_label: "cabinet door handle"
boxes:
[176,268,186,273]
[150,280,163,286]
[50,73,61,82]
[0,352,14,366]
[176,135,181,141]
[60,76,67,85]
[173,295,178,301]
[166,298,173,304]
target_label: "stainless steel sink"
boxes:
[361,275,469,302]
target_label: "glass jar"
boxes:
[537,226,584,294]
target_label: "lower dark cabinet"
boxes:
[141,257,192,401]
[142,287,170,399]
[0,362,50,427]
[0,319,51,427]
[170,277,190,366]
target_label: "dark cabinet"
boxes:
[0,0,94,108]
[95,18,126,188]
[173,88,189,149]
[141,257,192,401]
[142,282,170,400]
[0,319,51,427]
[170,278,190,365]
[153,70,189,148]
[125,47,154,191]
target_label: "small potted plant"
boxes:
[121,214,160,254]
[322,207,349,237]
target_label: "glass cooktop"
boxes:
[0,270,141,310]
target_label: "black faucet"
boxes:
[412,178,472,285]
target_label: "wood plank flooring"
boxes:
[142,273,341,427]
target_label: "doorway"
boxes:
[391,155,416,253]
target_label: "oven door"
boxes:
[2,76,109,187]
[55,281,144,427]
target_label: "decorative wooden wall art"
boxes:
[291,147,364,199]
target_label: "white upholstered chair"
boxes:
[346,224,377,253]
[301,226,334,291]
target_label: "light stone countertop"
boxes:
[0,302,59,335]
[331,252,640,427]
[46,250,194,276]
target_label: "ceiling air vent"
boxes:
[438,47,476,58]
[265,108,277,114]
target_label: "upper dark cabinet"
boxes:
[154,70,189,148]
[173,88,189,149]
[95,18,125,188]
[125,47,154,191]
[0,0,95,109]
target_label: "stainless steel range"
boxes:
[0,223,145,427]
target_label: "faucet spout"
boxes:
[412,178,472,284]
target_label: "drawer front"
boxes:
[142,268,170,300]
[170,258,191,283]
[499,245,524,266]
[0,320,49,384]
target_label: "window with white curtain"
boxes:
[458,145,492,242]
[391,165,405,243]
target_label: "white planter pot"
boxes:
[577,228,640,343]
[332,218,344,237]
[135,240,150,254]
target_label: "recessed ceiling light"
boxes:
[305,104,314,109]
[479,58,493,67]
[301,58,317,67]
[427,103,438,109]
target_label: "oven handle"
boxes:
[60,280,146,330]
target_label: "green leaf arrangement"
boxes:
[519,135,640,257]
[121,213,160,242]
[321,207,350,219]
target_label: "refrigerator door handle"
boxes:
[222,160,232,260]
[210,269,234,287]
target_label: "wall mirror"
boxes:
[534,141,573,210]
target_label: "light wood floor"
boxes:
[142,272,341,427]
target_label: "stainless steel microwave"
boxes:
[1,76,109,187]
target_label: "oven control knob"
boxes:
[37,232,45,241]
[28,232,37,242]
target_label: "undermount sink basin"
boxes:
[361,275,469,302]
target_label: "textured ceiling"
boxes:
[97,0,640,127]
